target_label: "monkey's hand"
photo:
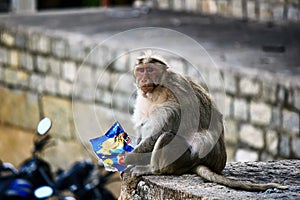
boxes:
[129,165,153,177]
[124,151,151,166]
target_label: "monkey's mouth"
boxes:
[141,83,159,95]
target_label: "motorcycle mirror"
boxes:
[34,186,53,199]
[37,117,52,135]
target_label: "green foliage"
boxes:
[83,0,99,7]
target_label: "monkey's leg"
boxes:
[130,132,195,176]
[124,132,162,166]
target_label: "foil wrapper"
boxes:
[90,122,135,172]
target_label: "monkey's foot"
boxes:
[129,165,153,177]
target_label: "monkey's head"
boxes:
[134,51,169,97]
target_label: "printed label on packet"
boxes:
[90,122,135,172]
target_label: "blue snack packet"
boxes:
[90,122,135,172]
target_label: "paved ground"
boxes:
[1,7,300,76]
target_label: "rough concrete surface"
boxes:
[121,160,299,200]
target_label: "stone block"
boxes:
[208,69,223,91]
[8,49,19,68]
[250,102,271,125]
[73,82,94,102]
[282,109,299,134]
[68,40,86,62]
[292,137,300,158]
[260,152,274,161]
[27,33,39,52]
[19,52,34,71]
[96,69,111,90]
[37,35,50,54]
[0,65,3,81]
[277,85,285,103]
[232,0,243,18]
[36,55,49,73]
[62,61,77,82]
[76,65,95,86]
[29,73,45,92]
[0,125,34,167]
[239,124,264,149]
[262,81,277,103]
[224,95,233,117]
[217,0,230,16]
[239,77,261,97]
[4,68,29,87]
[233,98,248,120]
[224,118,238,145]
[96,88,112,106]
[207,0,218,14]
[111,72,135,95]
[185,0,197,12]
[112,51,130,72]
[157,0,169,9]
[271,107,281,128]
[42,96,73,139]
[48,57,61,77]
[112,92,130,112]
[0,47,8,64]
[1,31,15,46]
[273,4,284,21]
[247,0,257,20]
[294,88,300,111]
[173,0,184,11]
[58,80,72,97]
[279,134,290,157]
[51,38,67,58]
[235,148,258,162]
[86,46,110,68]
[15,32,26,49]
[44,76,57,94]
[260,2,272,22]
[287,5,299,22]
[223,71,237,94]
[266,130,278,155]
[0,87,40,130]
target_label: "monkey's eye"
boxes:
[146,67,154,73]
[137,68,145,73]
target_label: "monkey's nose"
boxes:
[141,79,149,83]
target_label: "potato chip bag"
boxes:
[90,122,135,172]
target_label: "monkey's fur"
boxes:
[124,51,287,191]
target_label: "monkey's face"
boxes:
[134,63,165,95]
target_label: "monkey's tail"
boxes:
[193,165,288,191]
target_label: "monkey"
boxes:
[123,50,288,191]
[123,50,287,190]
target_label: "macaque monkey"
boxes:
[124,51,287,191]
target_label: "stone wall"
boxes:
[150,0,300,24]
[0,21,299,170]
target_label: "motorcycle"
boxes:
[55,160,117,200]
[1,117,118,200]
[0,117,74,199]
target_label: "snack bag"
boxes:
[90,122,135,172]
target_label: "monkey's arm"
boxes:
[125,104,180,165]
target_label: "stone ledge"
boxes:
[120,160,300,200]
